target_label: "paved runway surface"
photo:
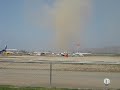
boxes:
[0,68,120,88]
[0,56,120,89]
[0,56,120,64]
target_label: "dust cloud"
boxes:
[54,0,91,52]
[24,0,92,52]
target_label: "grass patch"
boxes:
[0,85,119,90]
[0,85,78,90]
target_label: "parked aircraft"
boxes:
[0,45,7,54]
[72,52,91,57]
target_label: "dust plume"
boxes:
[24,0,92,52]
[54,0,91,52]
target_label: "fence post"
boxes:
[50,62,52,86]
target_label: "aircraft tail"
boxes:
[0,45,7,54]
[4,45,7,50]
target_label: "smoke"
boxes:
[24,0,92,52]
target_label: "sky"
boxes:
[0,0,120,51]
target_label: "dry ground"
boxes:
[0,56,120,72]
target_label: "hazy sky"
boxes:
[0,0,120,51]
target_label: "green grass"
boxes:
[0,85,119,90]
[0,85,78,90]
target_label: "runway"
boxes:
[0,69,120,89]
[0,56,120,89]
[0,56,120,65]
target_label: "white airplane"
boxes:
[73,52,91,57]
[6,49,17,51]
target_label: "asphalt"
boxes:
[0,56,120,89]
[0,68,120,88]
[0,55,120,65]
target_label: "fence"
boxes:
[0,60,120,89]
